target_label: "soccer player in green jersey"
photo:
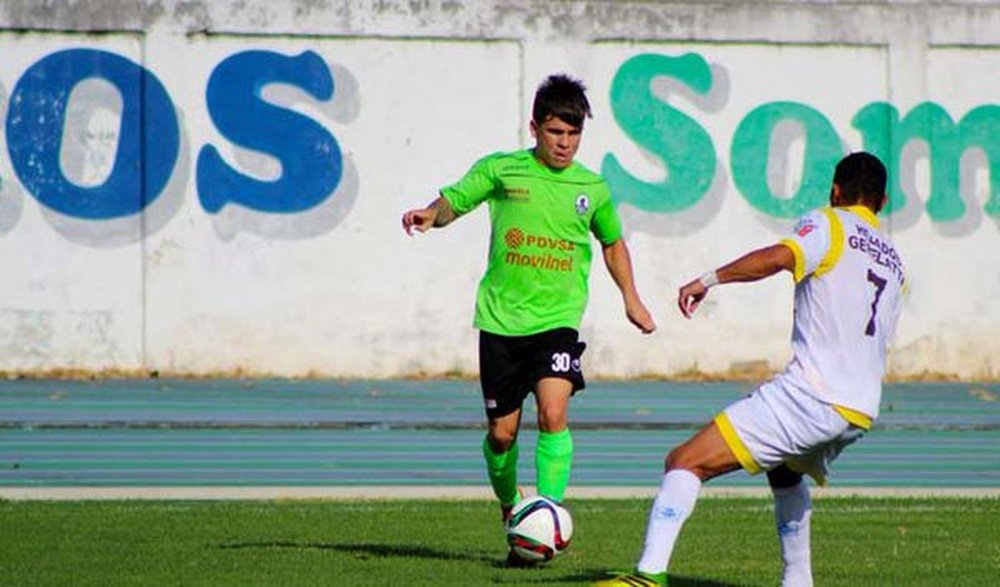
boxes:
[402,74,657,564]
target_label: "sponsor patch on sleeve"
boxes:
[794,217,817,237]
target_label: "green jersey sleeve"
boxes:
[440,154,500,215]
[590,192,622,245]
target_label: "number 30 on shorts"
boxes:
[551,352,573,372]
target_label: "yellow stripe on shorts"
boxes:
[713,412,762,475]
[787,461,828,487]
[833,404,873,430]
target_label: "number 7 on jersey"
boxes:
[865,269,887,336]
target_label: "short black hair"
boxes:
[532,74,592,128]
[833,152,888,212]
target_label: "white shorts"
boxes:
[715,378,866,485]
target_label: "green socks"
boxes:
[483,436,521,506]
[483,428,574,505]
[536,428,573,502]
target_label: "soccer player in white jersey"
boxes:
[595,152,905,587]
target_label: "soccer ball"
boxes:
[505,495,573,562]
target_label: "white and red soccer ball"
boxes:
[505,495,574,562]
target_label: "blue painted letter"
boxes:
[6,49,178,219]
[197,50,341,214]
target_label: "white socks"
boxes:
[773,481,813,587]
[634,469,813,584]
[636,469,702,575]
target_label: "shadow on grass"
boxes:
[581,572,739,587]
[490,570,740,585]
[219,540,497,564]
[219,542,739,585]
[218,540,578,579]
[663,576,739,587]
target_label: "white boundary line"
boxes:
[2,485,997,500]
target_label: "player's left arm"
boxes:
[601,238,656,334]
[678,243,795,319]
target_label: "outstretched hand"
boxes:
[677,279,709,319]
[401,207,436,236]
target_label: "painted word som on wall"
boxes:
[604,53,999,222]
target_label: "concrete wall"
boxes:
[0,1,997,379]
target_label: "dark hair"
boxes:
[833,151,888,212]
[532,74,592,128]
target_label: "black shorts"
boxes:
[479,327,586,419]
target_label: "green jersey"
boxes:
[441,149,622,336]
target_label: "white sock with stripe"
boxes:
[773,480,813,587]
[636,469,702,575]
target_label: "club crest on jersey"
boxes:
[795,218,817,237]
[575,194,589,215]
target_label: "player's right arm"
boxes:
[678,243,795,319]
[679,209,831,318]
[401,196,458,235]
[403,154,499,236]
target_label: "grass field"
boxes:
[1,496,997,586]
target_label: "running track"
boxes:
[1,379,997,497]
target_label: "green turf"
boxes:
[0,497,996,586]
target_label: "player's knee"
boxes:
[767,464,803,489]
[664,447,689,472]
[664,447,711,480]
[487,428,517,452]
[536,409,567,432]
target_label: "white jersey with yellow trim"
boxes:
[777,205,905,420]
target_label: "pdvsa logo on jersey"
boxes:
[504,186,531,201]
[505,227,525,249]
[504,227,574,252]
[575,194,590,215]
[502,226,575,272]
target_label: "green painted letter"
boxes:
[602,53,716,212]
[854,102,1000,221]
[731,102,842,218]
